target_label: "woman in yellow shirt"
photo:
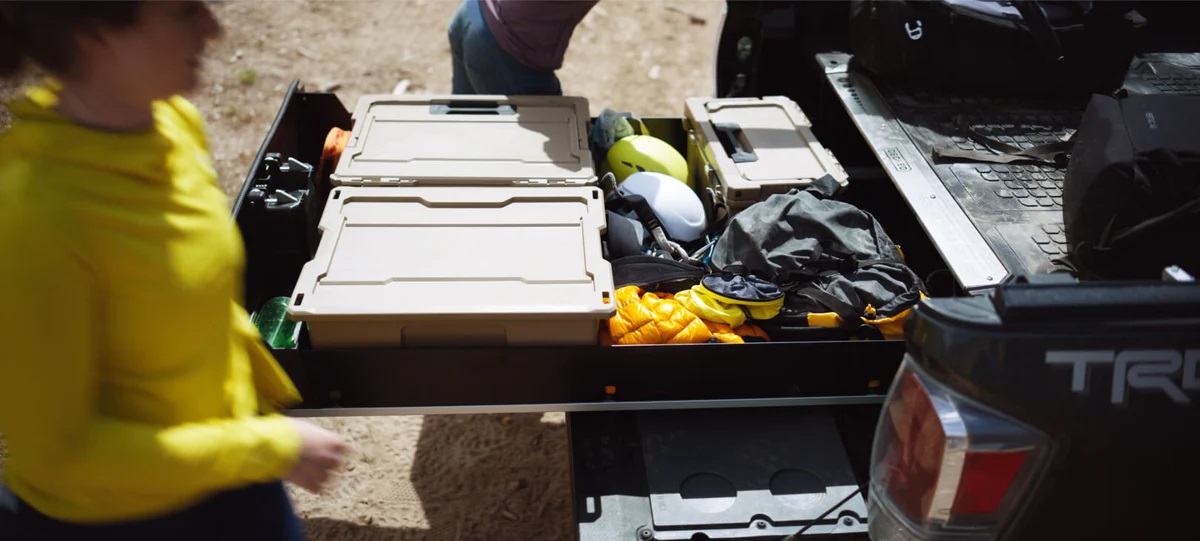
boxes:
[0,2,348,539]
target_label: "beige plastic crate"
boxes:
[288,186,615,349]
[331,94,595,186]
[685,96,848,214]
[293,94,612,348]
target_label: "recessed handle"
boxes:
[713,122,758,163]
[430,100,518,115]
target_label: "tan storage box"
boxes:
[291,94,613,349]
[685,96,848,215]
[287,186,615,349]
[331,94,594,186]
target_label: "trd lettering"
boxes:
[1046,349,1199,405]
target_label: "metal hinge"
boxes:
[514,178,597,187]
[359,178,416,186]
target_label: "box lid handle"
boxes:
[714,122,759,164]
[429,100,517,115]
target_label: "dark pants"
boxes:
[447,0,563,95]
[0,482,305,541]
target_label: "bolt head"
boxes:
[737,36,753,61]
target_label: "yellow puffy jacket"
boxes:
[0,82,301,523]
[604,286,769,345]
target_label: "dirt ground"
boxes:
[200,0,724,196]
[0,1,725,539]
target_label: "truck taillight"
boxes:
[868,358,1049,541]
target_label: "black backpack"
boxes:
[848,0,1136,97]
[711,176,925,340]
[1063,93,1200,280]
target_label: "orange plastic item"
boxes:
[323,127,351,161]
[315,127,351,184]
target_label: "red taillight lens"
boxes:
[879,372,945,520]
[869,359,1049,540]
[953,450,1029,516]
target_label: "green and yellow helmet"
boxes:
[606,134,691,188]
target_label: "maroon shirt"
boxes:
[481,0,599,72]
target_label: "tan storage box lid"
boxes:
[686,96,848,206]
[331,95,595,186]
[287,186,615,347]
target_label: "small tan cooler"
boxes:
[685,96,848,215]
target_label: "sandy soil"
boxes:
[195,0,725,196]
[0,1,725,539]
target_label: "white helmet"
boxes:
[615,172,708,243]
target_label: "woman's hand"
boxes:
[285,418,350,494]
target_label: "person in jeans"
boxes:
[448,0,598,95]
[0,2,349,540]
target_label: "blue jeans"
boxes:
[0,482,305,541]
[447,0,563,95]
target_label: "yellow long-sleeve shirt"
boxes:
[0,82,303,523]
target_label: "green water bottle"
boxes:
[251,296,300,349]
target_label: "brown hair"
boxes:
[0,1,143,78]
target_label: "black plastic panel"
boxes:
[570,407,879,541]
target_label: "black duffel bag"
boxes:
[711,176,925,340]
[848,0,1137,98]
[1063,93,1200,280]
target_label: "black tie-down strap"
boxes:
[611,255,707,290]
[933,114,1075,165]
[777,257,905,283]
[776,256,905,327]
[793,285,865,325]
